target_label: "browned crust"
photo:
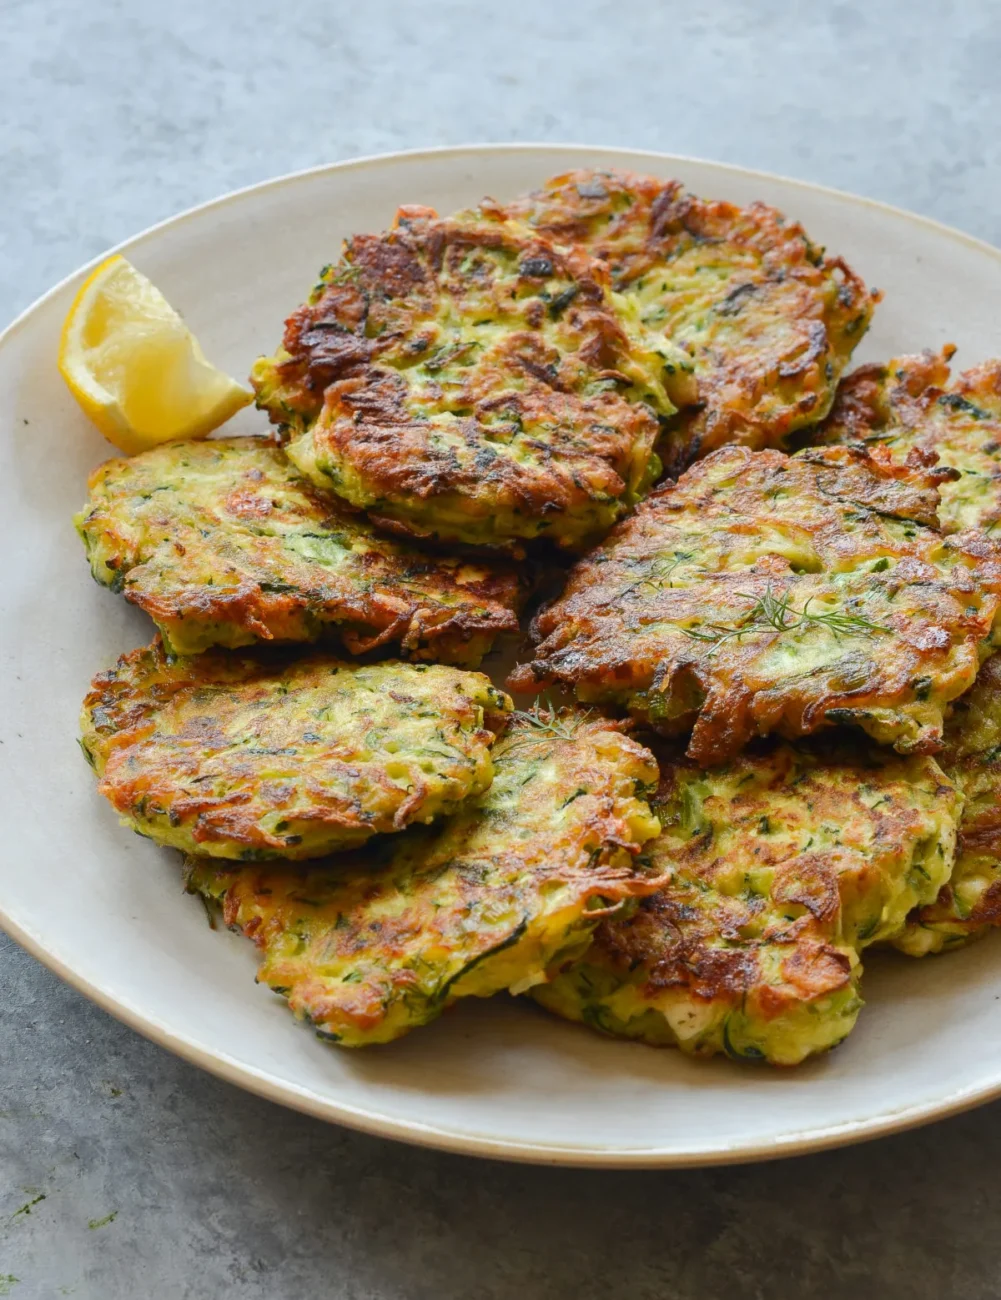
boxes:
[78,438,523,661]
[583,736,956,1022]
[80,640,509,859]
[261,204,665,549]
[505,168,877,469]
[910,652,1001,934]
[909,865,1001,934]
[185,711,662,1043]
[597,890,854,1013]
[814,347,956,440]
[810,347,1001,535]
[824,349,1001,444]
[508,444,1001,763]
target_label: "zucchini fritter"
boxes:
[808,347,1001,534]
[75,437,521,662]
[894,654,1001,955]
[509,444,1001,763]
[533,740,961,1065]
[184,710,662,1046]
[506,168,876,471]
[80,642,511,860]
[252,202,685,553]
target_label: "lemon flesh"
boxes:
[59,255,251,454]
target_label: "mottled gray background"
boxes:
[4,1,1001,1296]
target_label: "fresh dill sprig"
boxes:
[679,584,889,654]
[506,694,593,747]
[621,550,696,597]
[798,602,890,636]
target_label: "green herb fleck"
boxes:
[939,393,990,420]
[10,1194,45,1221]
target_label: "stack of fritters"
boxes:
[806,347,1001,958]
[75,446,666,1047]
[186,713,662,1045]
[251,201,688,553]
[74,166,1001,1066]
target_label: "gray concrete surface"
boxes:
[4,0,1001,1295]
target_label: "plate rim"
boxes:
[5,141,1001,1168]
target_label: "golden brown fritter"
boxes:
[806,347,1001,535]
[509,444,1001,764]
[505,168,876,472]
[184,709,662,1046]
[251,202,687,553]
[894,654,1001,955]
[533,739,961,1065]
[75,437,522,662]
[80,641,511,860]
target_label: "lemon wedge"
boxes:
[59,255,252,454]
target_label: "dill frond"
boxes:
[678,583,889,654]
[621,550,696,597]
[506,694,594,749]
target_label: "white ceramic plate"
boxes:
[4,144,1001,1168]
